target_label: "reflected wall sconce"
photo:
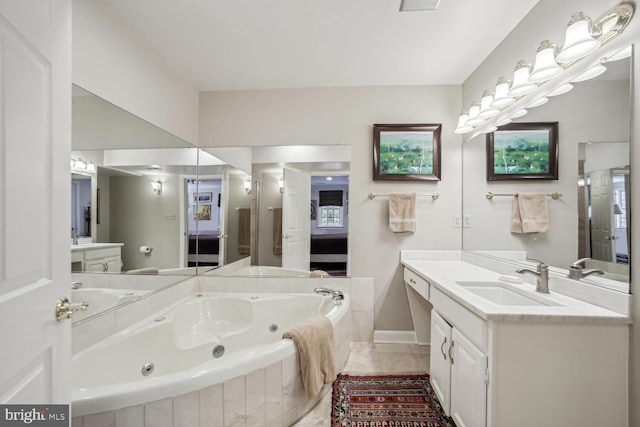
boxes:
[279,177,284,194]
[151,180,163,195]
[71,158,96,173]
[457,2,634,137]
[244,177,252,194]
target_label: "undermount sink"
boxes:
[455,281,559,307]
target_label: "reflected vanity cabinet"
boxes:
[71,244,123,272]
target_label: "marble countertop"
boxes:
[401,259,629,324]
[71,243,124,252]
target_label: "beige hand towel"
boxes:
[511,193,549,234]
[282,315,336,399]
[389,193,416,232]
[273,207,283,255]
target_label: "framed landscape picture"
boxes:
[486,122,559,181]
[373,124,441,181]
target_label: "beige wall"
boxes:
[199,85,462,330]
[461,0,640,424]
[72,1,199,145]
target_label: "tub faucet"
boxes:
[71,281,83,290]
[568,258,605,280]
[314,287,344,303]
[516,258,550,293]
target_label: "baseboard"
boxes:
[374,330,428,345]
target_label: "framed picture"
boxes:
[193,204,212,220]
[486,122,559,181]
[373,124,442,181]
[193,192,213,203]
[310,199,317,220]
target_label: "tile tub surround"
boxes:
[71,299,352,427]
[198,275,374,343]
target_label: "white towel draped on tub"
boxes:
[282,315,336,399]
[511,193,549,233]
[389,193,416,233]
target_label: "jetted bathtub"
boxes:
[72,292,350,422]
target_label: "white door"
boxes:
[0,0,72,405]
[282,168,311,270]
[590,169,615,262]
[450,328,488,427]
[429,310,452,415]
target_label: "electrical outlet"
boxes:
[463,215,471,228]
[453,214,462,228]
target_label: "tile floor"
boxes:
[293,342,430,427]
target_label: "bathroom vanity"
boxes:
[401,251,629,427]
[71,243,123,272]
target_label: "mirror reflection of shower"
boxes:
[578,141,629,281]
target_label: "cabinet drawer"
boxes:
[71,252,83,263]
[430,286,485,349]
[404,268,429,300]
[83,247,121,260]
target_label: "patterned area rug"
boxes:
[331,374,455,427]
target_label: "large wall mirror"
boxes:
[201,145,351,277]
[71,86,250,322]
[462,47,632,293]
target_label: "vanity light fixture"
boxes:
[244,177,252,194]
[459,2,633,138]
[570,63,607,82]
[483,126,498,134]
[73,159,86,170]
[496,117,512,127]
[478,91,500,119]
[510,109,528,119]
[465,103,484,126]
[454,110,474,134]
[546,83,573,97]
[556,12,601,63]
[527,96,549,109]
[490,77,515,108]
[529,40,563,82]
[85,162,96,173]
[508,61,537,97]
[151,180,163,195]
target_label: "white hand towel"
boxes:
[389,193,416,233]
[511,193,549,234]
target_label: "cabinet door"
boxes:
[430,310,452,415]
[450,327,487,427]
[105,257,122,272]
[85,260,107,272]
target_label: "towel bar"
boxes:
[368,192,440,200]
[485,192,562,200]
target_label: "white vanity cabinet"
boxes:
[430,299,487,427]
[71,244,123,272]
[402,261,629,427]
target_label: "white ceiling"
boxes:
[87,0,539,91]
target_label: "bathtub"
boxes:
[72,292,350,422]
[229,266,313,277]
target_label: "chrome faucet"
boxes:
[516,258,550,293]
[71,281,83,290]
[568,258,605,280]
[314,287,344,303]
